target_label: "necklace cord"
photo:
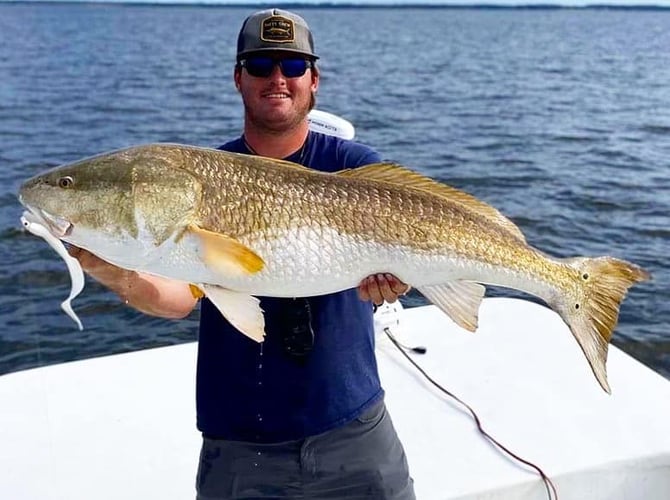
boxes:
[243,133,309,164]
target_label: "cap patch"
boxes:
[261,15,295,43]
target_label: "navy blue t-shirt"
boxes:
[196,131,384,443]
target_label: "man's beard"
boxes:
[244,92,316,134]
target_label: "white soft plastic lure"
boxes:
[21,211,84,330]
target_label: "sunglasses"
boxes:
[239,57,313,78]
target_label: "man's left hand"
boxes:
[358,274,410,306]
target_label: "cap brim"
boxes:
[237,48,319,60]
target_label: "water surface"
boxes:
[1,4,668,379]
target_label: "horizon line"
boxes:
[3,0,670,10]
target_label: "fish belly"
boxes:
[129,226,465,297]
[68,224,550,301]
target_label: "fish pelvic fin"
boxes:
[336,163,526,242]
[417,281,486,332]
[557,257,651,394]
[200,284,266,342]
[189,224,265,277]
[189,284,205,299]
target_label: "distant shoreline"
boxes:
[2,1,670,11]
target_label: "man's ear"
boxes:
[311,71,319,93]
[234,67,242,91]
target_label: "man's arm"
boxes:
[68,247,197,319]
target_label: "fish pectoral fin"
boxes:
[201,284,266,343]
[189,224,265,277]
[417,281,486,332]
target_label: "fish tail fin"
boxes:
[556,257,650,394]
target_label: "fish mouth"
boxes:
[21,206,73,238]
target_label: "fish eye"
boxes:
[58,176,75,189]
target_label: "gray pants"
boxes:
[196,400,415,500]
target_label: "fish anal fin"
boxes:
[201,284,265,342]
[417,281,486,332]
[337,163,525,242]
[189,224,265,277]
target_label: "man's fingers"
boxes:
[67,246,83,259]
[377,274,397,303]
[368,274,397,305]
[386,273,410,295]
[357,278,371,302]
[358,275,383,305]
[358,274,410,306]
[367,275,384,305]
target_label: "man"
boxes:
[70,9,415,500]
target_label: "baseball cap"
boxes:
[236,9,319,61]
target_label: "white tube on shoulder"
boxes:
[308,109,356,140]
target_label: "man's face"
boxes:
[235,52,319,133]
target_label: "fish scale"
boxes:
[18,143,650,394]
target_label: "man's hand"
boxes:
[358,273,410,306]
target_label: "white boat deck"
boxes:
[1,297,669,499]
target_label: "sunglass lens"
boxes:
[280,59,309,78]
[244,57,274,77]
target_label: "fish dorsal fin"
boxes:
[188,224,265,277]
[240,152,313,173]
[337,163,526,242]
[265,157,312,171]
